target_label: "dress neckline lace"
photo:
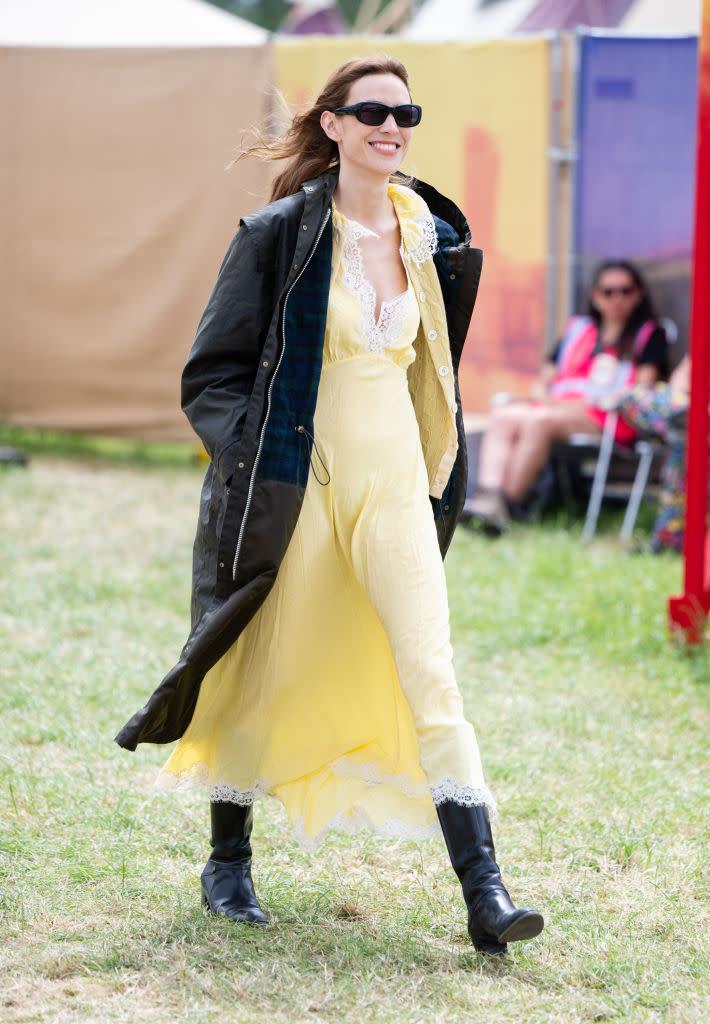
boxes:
[332,185,437,355]
[334,210,413,354]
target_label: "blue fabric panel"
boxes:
[576,34,698,262]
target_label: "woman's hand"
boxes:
[528,361,557,401]
[635,364,660,389]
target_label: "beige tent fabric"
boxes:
[1,0,269,47]
[1,45,273,439]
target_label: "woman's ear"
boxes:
[320,111,341,143]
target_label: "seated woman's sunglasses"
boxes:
[333,101,423,128]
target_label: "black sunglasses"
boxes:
[333,101,422,128]
[599,285,636,298]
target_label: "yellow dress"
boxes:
[160,186,493,846]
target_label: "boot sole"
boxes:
[496,911,544,944]
[201,892,269,926]
[470,935,508,956]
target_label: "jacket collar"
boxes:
[301,170,338,206]
[301,170,471,247]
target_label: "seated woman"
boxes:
[618,354,691,553]
[467,260,670,534]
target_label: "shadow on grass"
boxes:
[76,894,545,987]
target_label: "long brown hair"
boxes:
[241,55,412,203]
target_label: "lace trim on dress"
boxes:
[327,756,431,799]
[157,762,497,824]
[429,776,497,818]
[156,764,444,848]
[339,217,414,356]
[329,761,497,817]
[292,809,441,851]
[155,762,274,805]
[399,204,439,266]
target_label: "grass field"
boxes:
[1,452,708,1023]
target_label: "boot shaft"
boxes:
[209,800,253,862]
[436,801,500,887]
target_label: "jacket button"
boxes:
[419,291,427,302]
[444,505,450,512]
[219,562,225,568]
[450,273,456,280]
[428,329,437,341]
[262,360,269,368]
[439,365,449,376]
[293,263,299,270]
[302,224,308,231]
[305,186,314,192]
[238,462,245,469]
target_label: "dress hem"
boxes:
[155,761,497,848]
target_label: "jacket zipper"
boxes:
[232,206,332,581]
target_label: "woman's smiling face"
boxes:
[325,72,414,180]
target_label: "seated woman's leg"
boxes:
[468,403,538,533]
[503,401,599,503]
[477,402,535,491]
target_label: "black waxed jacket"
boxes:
[115,171,482,751]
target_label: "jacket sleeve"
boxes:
[181,223,273,485]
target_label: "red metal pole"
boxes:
[668,0,710,643]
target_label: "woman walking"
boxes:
[116,55,544,956]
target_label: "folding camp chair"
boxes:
[556,318,680,540]
[573,411,664,540]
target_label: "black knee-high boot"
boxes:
[200,802,268,925]
[437,802,544,955]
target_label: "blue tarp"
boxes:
[574,33,698,346]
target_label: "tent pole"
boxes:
[565,29,581,322]
[544,31,562,355]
